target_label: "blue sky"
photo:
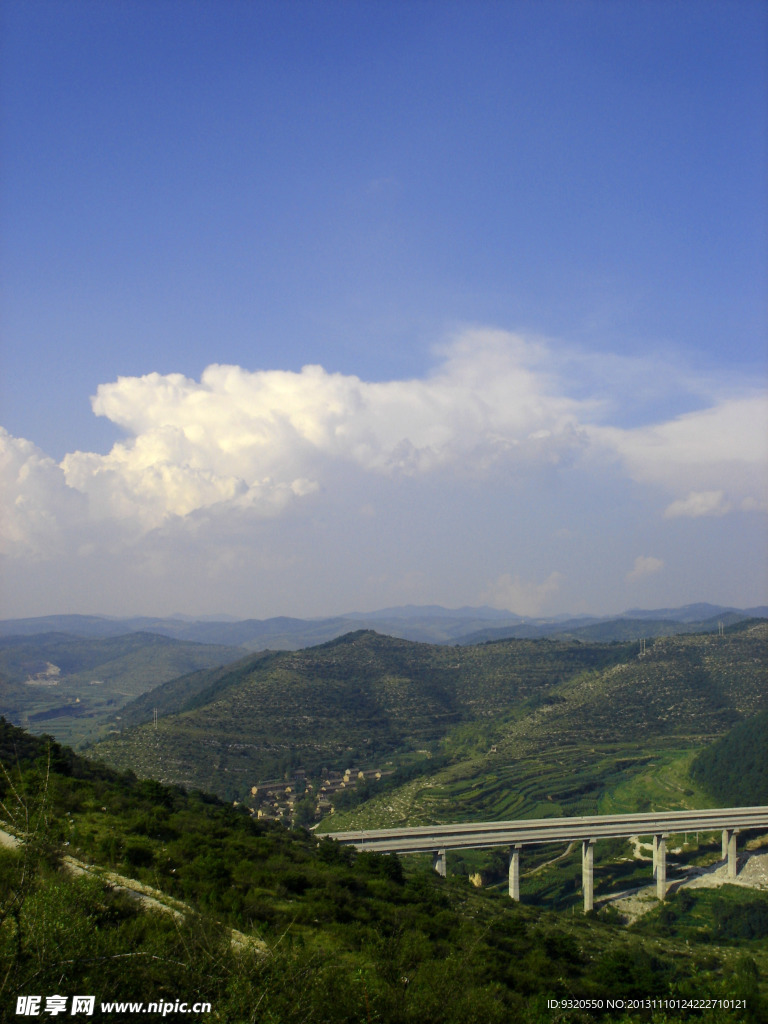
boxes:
[1,0,766,619]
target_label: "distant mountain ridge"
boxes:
[623,602,768,622]
[341,604,518,621]
[1,602,764,650]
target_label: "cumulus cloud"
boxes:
[0,429,87,558]
[626,556,665,581]
[53,330,588,529]
[2,328,766,571]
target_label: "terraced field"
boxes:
[94,622,767,820]
[322,624,767,833]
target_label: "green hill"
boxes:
[92,623,768,822]
[322,621,768,832]
[2,718,767,1022]
[93,630,636,798]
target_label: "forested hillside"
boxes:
[92,623,768,823]
[1,719,766,1023]
[93,630,637,799]
[324,622,768,832]
[691,711,768,806]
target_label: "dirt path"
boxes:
[2,826,188,920]
[62,855,188,921]
[1,825,264,952]
[628,834,652,861]
[525,841,577,875]
[0,827,19,849]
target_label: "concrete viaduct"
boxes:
[331,806,768,912]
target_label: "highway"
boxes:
[330,806,768,854]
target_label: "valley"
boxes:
[0,632,245,747]
[88,620,767,829]
[0,608,766,1020]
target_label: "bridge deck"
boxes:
[329,806,768,854]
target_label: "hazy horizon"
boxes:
[1,600,766,630]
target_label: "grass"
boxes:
[597,746,715,814]
[323,737,711,834]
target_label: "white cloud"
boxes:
[664,490,731,519]
[590,394,768,510]
[0,429,86,558]
[483,571,564,616]
[2,328,766,578]
[626,555,665,581]
[740,496,768,513]
[53,330,589,530]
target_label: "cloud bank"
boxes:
[590,395,768,517]
[61,329,588,527]
[2,328,766,616]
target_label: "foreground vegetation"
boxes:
[1,720,768,1023]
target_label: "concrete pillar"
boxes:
[652,834,659,876]
[582,839,595,913]
[722,829,730,861]
[509,844,522,901]
[432,849,447,877]
[655,834,667,900]
[727,829,740,879]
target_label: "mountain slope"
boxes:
[691,710,768,806]
[93,630,635,798]
[4,717,766,1022]
[93,623,767,817]
[322,621,768,831]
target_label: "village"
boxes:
[245,765,394,824]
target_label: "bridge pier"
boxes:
[332,807,766,910]
[582,838,595,912]
[509,844,522,901]
[723,829,740,878]
[655,834,667,900]
[432,848,447,877]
